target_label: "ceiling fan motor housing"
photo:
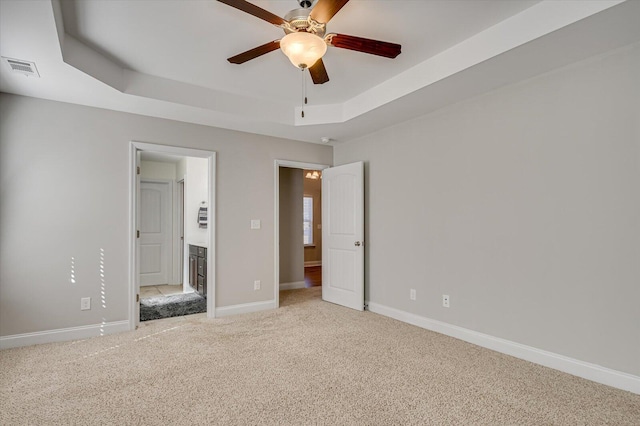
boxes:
[284,8,326,37]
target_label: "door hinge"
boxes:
[136,230,140,238]
[136,294,140,303]
[137,166,140,175]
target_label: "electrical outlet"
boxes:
[81,297,91,311]
[442,294,450,308]
[254,280,261,291]
[410,289,416,300]
[250,219,261,230]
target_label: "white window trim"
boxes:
[303,194,314,247]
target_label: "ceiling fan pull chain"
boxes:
[301,68,305,118]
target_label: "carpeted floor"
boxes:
[1,287,638,425]
[140,292,207,321]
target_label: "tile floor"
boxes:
[140,284,185,298]
[142,269,321,298]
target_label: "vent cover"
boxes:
[2,57,40,77]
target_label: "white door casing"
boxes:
[322,161,364,311]
[135,150,141,322]
[178,180,186,292]
[273,159,330,309]
[139,180,172,286]
[130,141,216,330]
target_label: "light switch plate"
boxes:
[81,297,91,311]
[251,219,261,230]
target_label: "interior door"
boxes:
[139,180,172,286]
[322,161,364,311]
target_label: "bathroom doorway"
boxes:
[129,142,216,329]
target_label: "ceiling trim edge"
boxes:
[293,0,626,126]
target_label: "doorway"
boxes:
[129,142,216,330]
[278,168,323,289]
[302,169,323,286]
[137,152,209,322]
[274,160,329,308]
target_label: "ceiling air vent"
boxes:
[2,57,40,77]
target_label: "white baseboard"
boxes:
[304,261,322,267]
[367,302,640,395]
[0,320,130,350]
[279,281,306,290]
[215,300,275,318]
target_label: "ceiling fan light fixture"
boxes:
[280,32,327,69]
[305,170,321,179]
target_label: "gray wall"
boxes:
[0,94,332,337]
[334,45,640,375]
[279,167,304,284]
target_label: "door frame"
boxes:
[129,141,216,330]
[274,160,330,308]
[139,178,174,286]
[176,178,186,292]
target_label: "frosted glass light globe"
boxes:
[280,32,327,69]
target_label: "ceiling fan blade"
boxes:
[327,33,401,58]
[217,0,286,26]
[309,59,329,84]
[310,0,350,24]
[227,40,281,64]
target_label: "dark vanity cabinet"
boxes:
[189,245,207,297]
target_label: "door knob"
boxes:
[354,241,361,246]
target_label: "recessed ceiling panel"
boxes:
[59,0,539,105]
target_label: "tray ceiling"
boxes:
[1,0,639,144]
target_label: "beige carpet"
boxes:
[1,287,638,425]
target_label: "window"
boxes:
[303,196,313,245]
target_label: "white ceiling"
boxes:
[1,0,639,144]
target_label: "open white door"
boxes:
[322,161,364,311]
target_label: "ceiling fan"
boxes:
[218,0,402,84]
